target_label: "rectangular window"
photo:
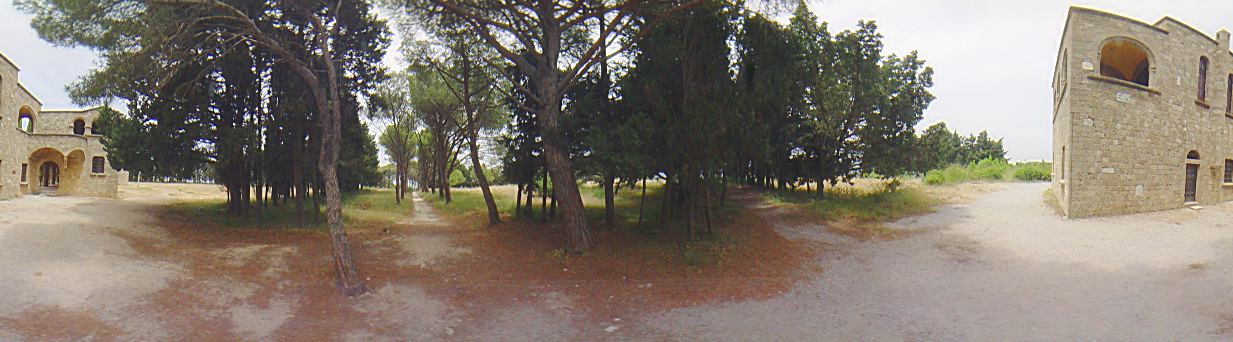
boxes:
[1227,74,1232,113]
[20,164,27,183]
[91,157,105,174]
[1225,159,1233,183]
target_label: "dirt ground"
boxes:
[3,181,1233,340]
[647,182,1233,341]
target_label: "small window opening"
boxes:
[20,164,27,183]
[1099,40,1150,86]
[1198,56,1209,102]
[1226,74,1232,113]
[73,119,85,135]
[1224,159,1232,183]
[1188,150,1201,160]
[92,157,106,174]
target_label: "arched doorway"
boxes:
[27,147,70,195]
[39,162,60,188]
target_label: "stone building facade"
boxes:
[0,52,119,200]
[1053,7,1233,217]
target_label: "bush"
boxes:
[921,160,1052,185]
[970,158,1010,180]
[1012,162,1052,181]
[924,164,971,185]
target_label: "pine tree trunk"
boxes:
[516,182,523,216]
[533,20,592,251]
[319,55,366,296]
[637,177,647,228]
[275,24,365,296]
[541,172,548,222]
[526,181,535,216]
[603,175,615,228]
[469,132,500,225]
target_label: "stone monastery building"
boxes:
[1053,7,1233,217]
[0,52,119,200]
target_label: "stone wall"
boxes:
[1054,7,1233,217]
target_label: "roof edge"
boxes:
[1068,6,1169,35]
[1153,16,1220,46]
[15,82,44,106]
[39,106,105,113]
[0,51,21,71]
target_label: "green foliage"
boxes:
[1013,162,1053,181]
[914,122,1009,173]
[923,160,1052,185]
[21,0,390,214]
[970,158,1010,180]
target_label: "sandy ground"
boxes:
[647,182,1233,341]
[4,181,1233,340]
[0,193,184,340]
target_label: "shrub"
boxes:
[969,158,1010,180]
[1012,162,1052,181]
[921,160,1052,185]
[924,164,972,185]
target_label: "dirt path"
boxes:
[647,182,1233,340]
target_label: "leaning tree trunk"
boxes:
[536,78,592,252]
[270,24,366,295]
[469,132,501,225]
[319,56,367,296]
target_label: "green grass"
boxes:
[767,181,939,222]
[424,182,743,238]
[167,188,414,229]
[924,159,1053,185]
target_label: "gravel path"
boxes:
[648,182,1233,341]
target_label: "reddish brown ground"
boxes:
[12,189,816,340]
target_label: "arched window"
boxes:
[91,157,106,174]
[17,110,33,133]
[1099,39,1151,86]
[1188,150,1201,160]
[73,119,85,135]
[90,119,101,134]
[1198,56,1209,102]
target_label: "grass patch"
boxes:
[767,180,939,222]
[165,188,413,229]
[924,159,1053,185]
[766,179,941,239]
[425,182,754,269]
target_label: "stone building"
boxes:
[1053,7,1233,217]
[0,51,119,200]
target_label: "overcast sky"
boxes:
[2,1,1231,161]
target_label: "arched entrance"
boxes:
[27,147,78,196]
[40,162,60,188]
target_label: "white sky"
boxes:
[3,1,1232,161]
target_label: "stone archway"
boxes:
[27,147,77,195]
